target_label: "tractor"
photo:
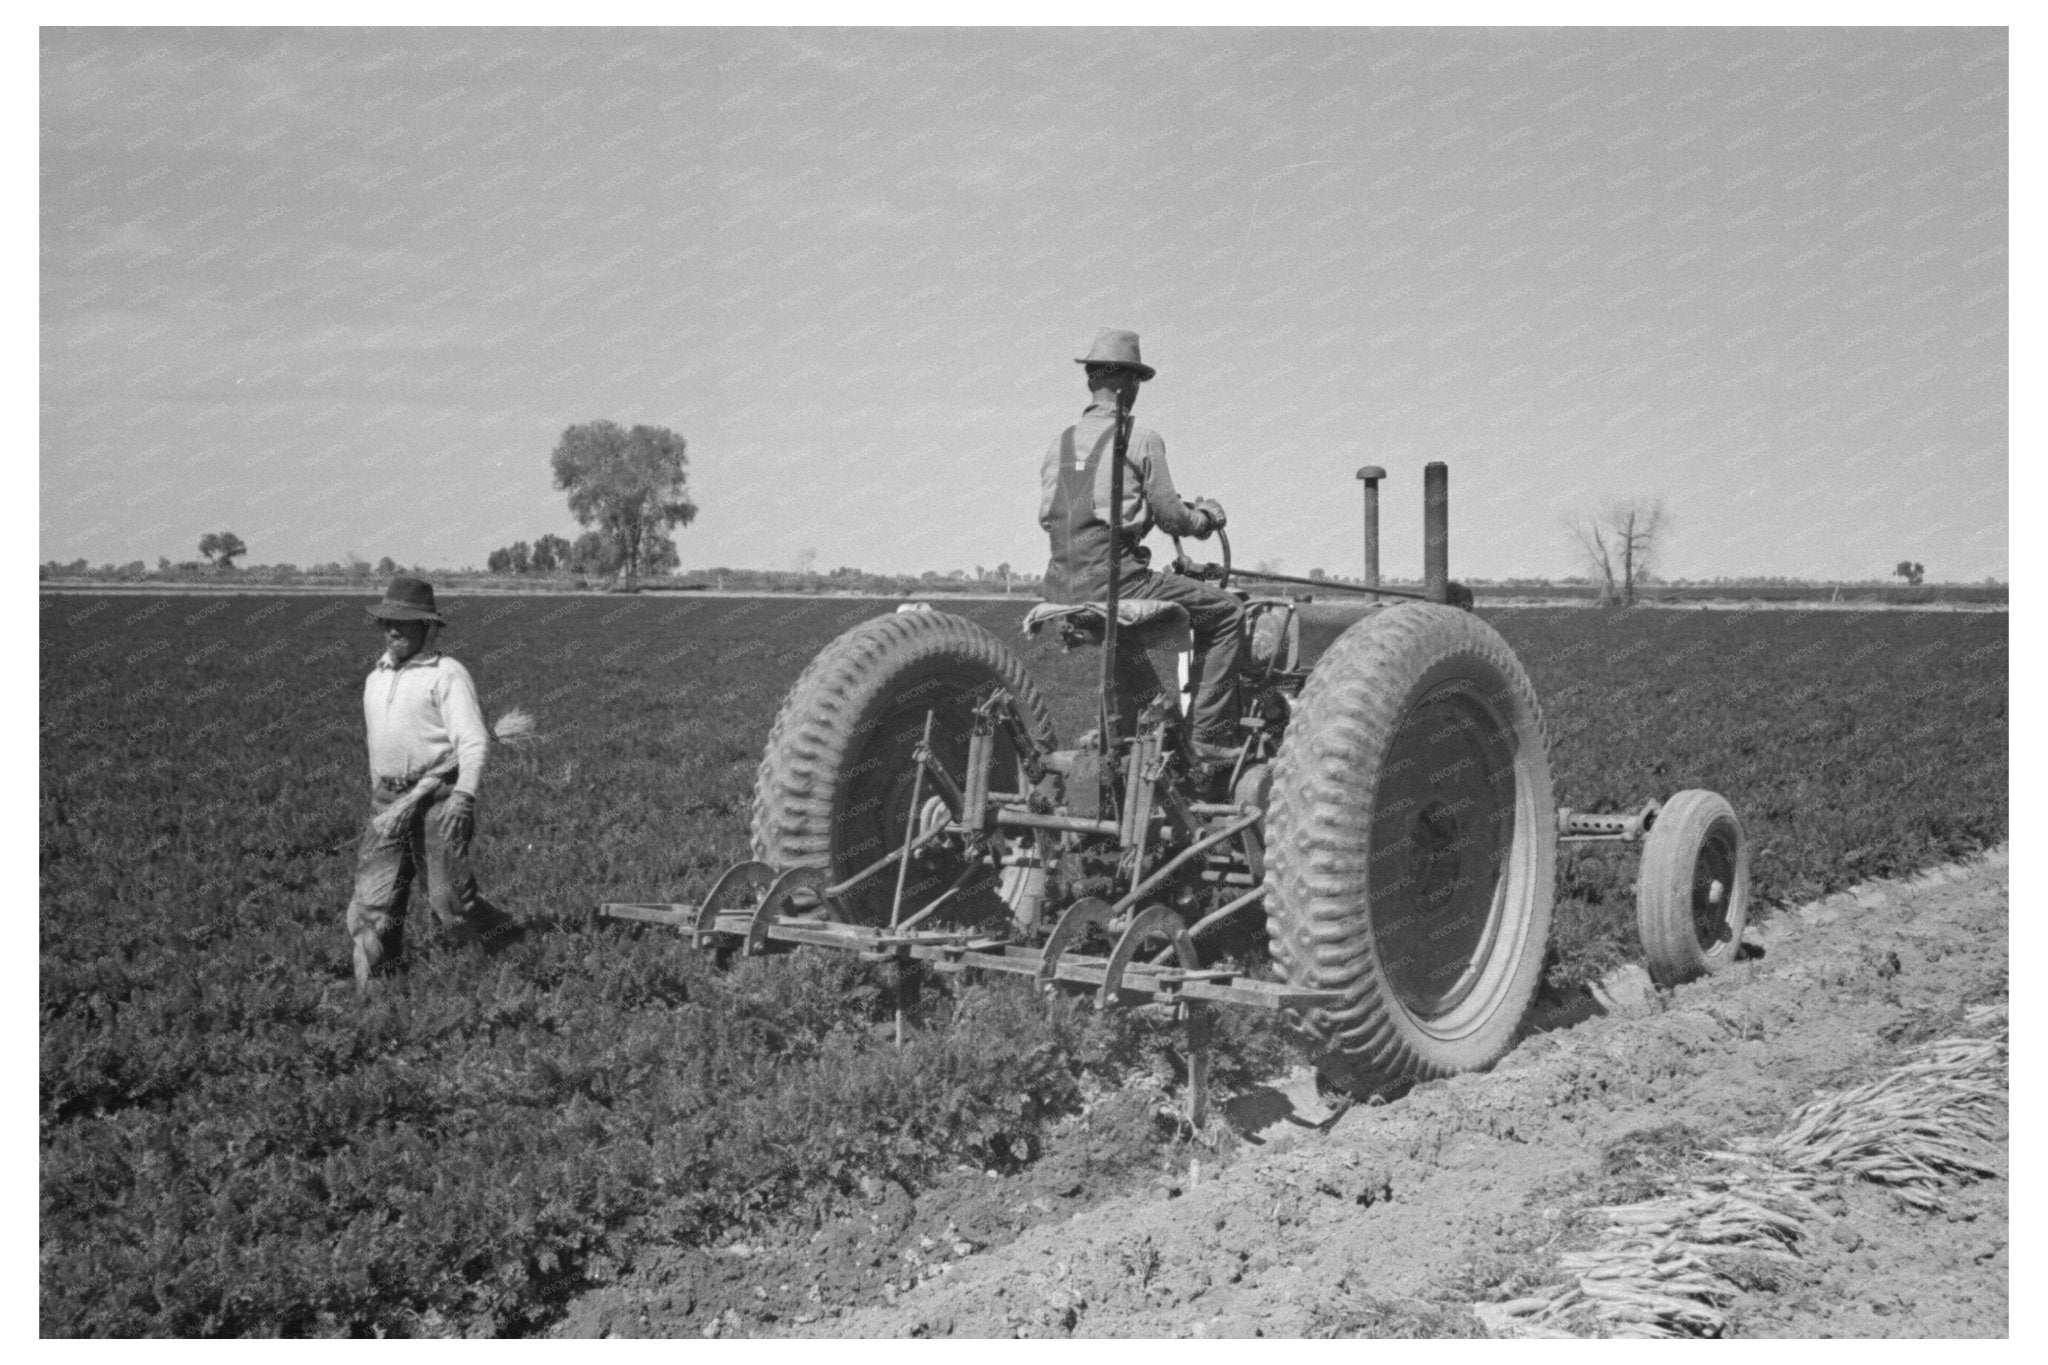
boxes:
[601,461,1750,1123]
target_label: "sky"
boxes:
[39,26,2008,583]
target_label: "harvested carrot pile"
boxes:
[1492,1004,2007,1338]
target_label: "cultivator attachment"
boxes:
[601,864,1346,1127]
[605,885,1339,1013]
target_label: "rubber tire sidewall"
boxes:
[750,610,1055,926]
[1264,603,1556,1087]
[1635,789,1750,987]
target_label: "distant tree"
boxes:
[157,556,170,572]
[119,561,146,579]
[550,420,697,581]
[569,530,622,577]
[375,556,399,576]
[198,531,248,568]
[1894,560,1925,587]
[532,533,572,573]
[508,540,531,574]
[487,547,512,574]
[1566,497,1666,605]
[1308,567,1328,581]
[641,528,680,575]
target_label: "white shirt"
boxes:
[363,650,489,797]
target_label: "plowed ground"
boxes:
[558,849,2008,1339]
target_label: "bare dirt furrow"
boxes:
[794,849,2008,1339]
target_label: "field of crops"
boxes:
[39,591,2006,1336]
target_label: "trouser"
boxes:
[345,784,513,984]
[1123,570,1246,746]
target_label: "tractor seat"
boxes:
[1023,599,1191,652]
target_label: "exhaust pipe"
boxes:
[1424,461,1449,604]
[1354,465,1385,598]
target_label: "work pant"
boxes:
[1123,570,1245,747]
[345,784,514,982]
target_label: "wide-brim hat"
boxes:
[367,575,445,624]
[1075,328,1155,381]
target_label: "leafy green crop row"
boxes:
[40,593,2005,1335]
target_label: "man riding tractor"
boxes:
[1038,328,1239,766]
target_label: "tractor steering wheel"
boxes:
[1170,527,1232,591]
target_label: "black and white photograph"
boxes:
[38,22,2010,1338]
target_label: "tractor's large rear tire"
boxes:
[751,609,1055,927]
[1264,603,1555,1092]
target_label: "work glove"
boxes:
[1189,497,1228,538]
[435,790,477,856]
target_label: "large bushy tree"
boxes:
[550,421,697,580]
[569,530,621,576]
[532,533,572,572]
[198,531,247,569]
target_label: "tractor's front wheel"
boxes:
[751,609,1055,928]
[1264,603,1555,1093]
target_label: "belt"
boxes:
[375,773,456,794]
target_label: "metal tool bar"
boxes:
[598,902,695,927]
[1109,811,1262,917]
[990,806,1122,836]
[945,947,1341,1010]
[1229,567,1434,601]
[827,810,952,898]
[1557,800,1661,843]
[690,915,1343,1012]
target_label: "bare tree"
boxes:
[1566,497,1667,606]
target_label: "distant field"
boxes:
[39,593,2006,1335]
[38,576,2009,608]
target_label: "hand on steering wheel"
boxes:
[1170,527,1232,591]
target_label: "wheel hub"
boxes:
[1408,799,1465,908]
[1370,684,1515,1019]
[1692,831,1738,948]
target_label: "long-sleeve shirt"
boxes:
[363,651,488,797]
[1038,400,1207,602]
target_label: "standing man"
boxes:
[1039,328,1244,763]
[346,576,516,992]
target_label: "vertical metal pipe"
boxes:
[1101,404,1129,743]
[1423,461,1449,604]
[1355,465,1385,598]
